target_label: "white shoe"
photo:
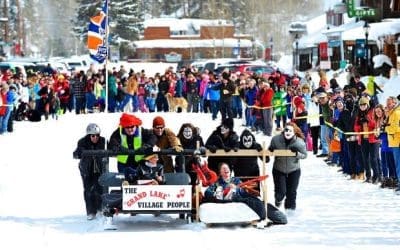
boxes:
[87,214,96,220]
[103,217,117,230]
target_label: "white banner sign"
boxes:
[122,185,192,211]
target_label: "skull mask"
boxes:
[242,135,253,148]
[283,125,295,140]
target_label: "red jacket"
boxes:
[354,109,378,144]
[259,88,274,108]
[0,91,7,116]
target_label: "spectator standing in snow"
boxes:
[385,96,400,194]
[73,123,106,220]
[268,122,307,210]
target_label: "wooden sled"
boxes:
[199,202,260,227]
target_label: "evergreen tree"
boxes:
[110,0,143,42]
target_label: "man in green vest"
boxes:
[108,113,157,183]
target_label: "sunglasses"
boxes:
[284,128,293,132]
[90,134,100,138]
[125,125,136,129]
[154,126,164,130]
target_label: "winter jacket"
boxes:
[205,127,240,173]
[272,90,287,116]
[354,108,378,144]
[142,127,182,173]
[73,135,106,176]
[203,82,220,101]
[268,134,307,174]
[204,176,247,201]
[108,127,157,168]
[233,129,268,177]
[385,105,400,148]
[137,161,164,184]
[0,91,7,116]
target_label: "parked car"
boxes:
[237,64,275,79]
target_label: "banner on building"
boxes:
[319,42,328,60]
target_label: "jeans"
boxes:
[231,95,243,118]
[381,150,396,178]
[360,139,381,179]
[392,147,400,182]
[262,108,273,136]
[320,125,329,154]
[246,107,256,127]
[209,100,219,120]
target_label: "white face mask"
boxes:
[220,126,230,135]
[242,135,253,148]
[284,126,295,140]
[183,127,193,140]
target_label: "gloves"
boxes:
[173,145,183,152]
[142,146,153,155]
[73,151,81,159]
[255,144,263,152]
[268,147,274,152]
[359,117,368,124]
[233,147,239,152]
[224,146,231,152]
[288,145,297,154]
[207,145,217,153]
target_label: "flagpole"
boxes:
[104,0,109,113]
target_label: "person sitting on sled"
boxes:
[137,153,165,185]
[203,162,266,221]
[108,113,157,184]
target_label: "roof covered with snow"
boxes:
[134,38,253,49]
[143,18,234,33]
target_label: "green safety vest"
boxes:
[117,127,143,164]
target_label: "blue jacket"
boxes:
[203,82,220,101]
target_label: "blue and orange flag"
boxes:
[87,0,108,63]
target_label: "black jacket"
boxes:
[73,135,106,176]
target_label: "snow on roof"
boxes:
[297,16,400,49]
[342,19,400,41]
[134,38,253,49]
[143,18,233,32]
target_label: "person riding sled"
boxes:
[108,113,157,184]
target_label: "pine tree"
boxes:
[110,0,143,42]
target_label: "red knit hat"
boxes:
[153,116,165,127]
[293,96,304,108]
[119,113,142,128]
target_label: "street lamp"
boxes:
[363,21,370,75]
[295,33,299,71]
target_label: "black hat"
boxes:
[221,118,234,130]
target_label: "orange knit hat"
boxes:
[119,113,142,128]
